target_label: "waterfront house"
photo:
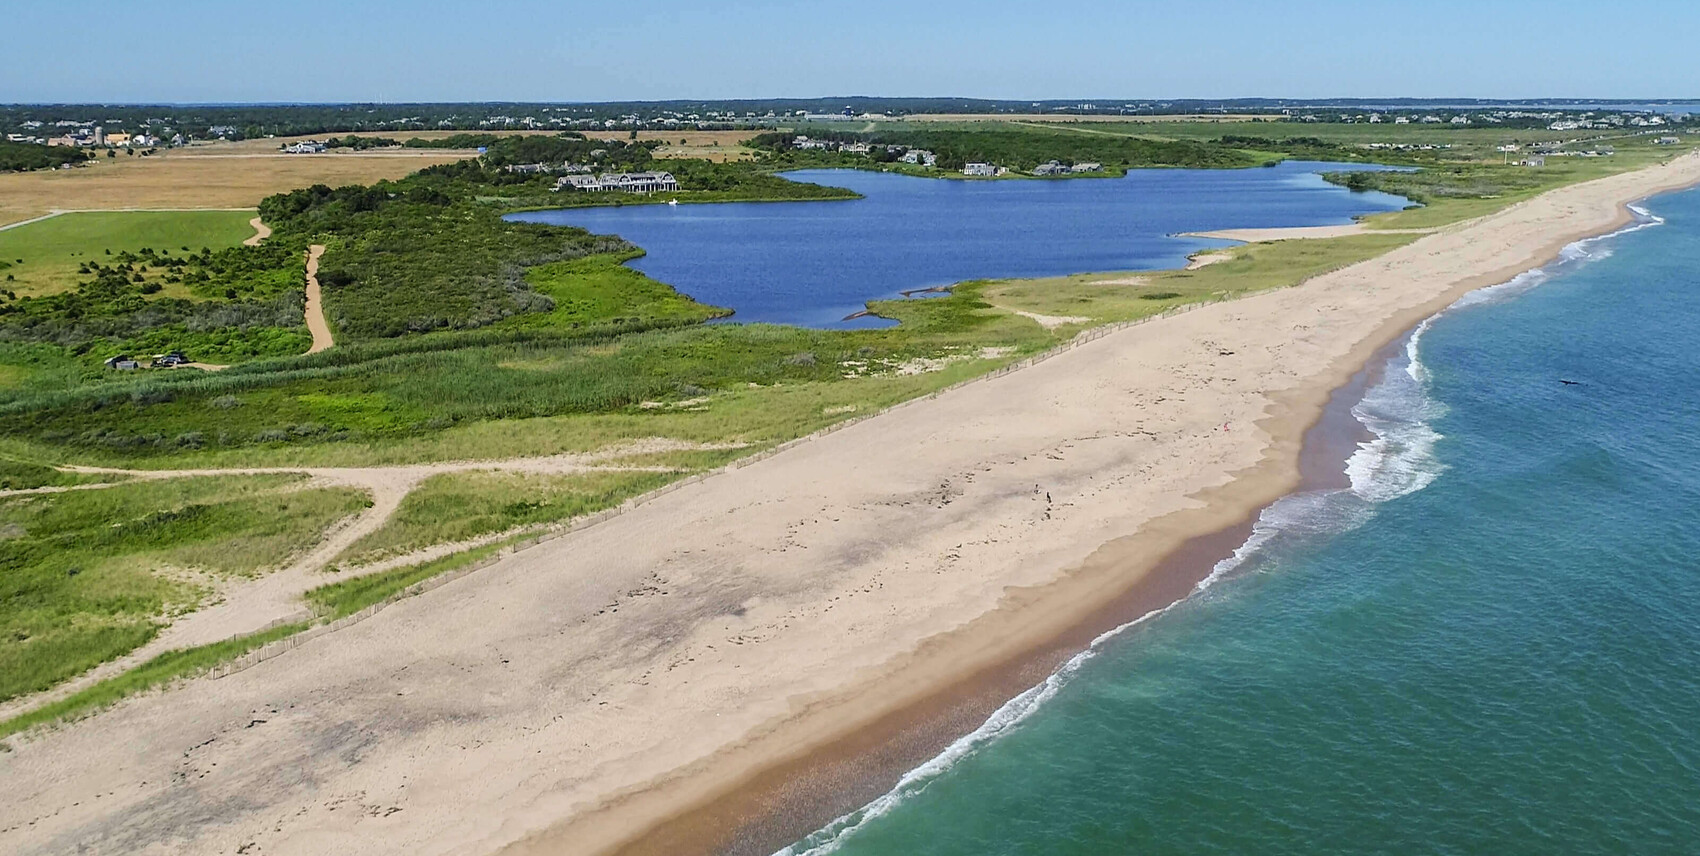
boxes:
[899,149,937,166]
[1033,160,1067,176]
[555,175,607,191]
[1070,162,1102,173]
[554,172,679,193]
[963,162,998,177]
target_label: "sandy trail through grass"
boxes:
[242,216,270,246]
[303,244,334,353]
[0,439,735,720]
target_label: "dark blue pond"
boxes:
[507,162,1412,328]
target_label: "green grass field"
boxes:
[0,210,257,297]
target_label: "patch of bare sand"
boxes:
[4,154,1700,856]
[1007,308,1091,329]
[1186,249,1234,269]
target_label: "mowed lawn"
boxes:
[0,210,258,297]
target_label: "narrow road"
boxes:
[303,244,334,353]
[242,216,271,246]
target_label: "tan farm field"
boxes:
[0,140,477,226]
[585,129,760,162]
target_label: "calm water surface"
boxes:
[778,189,1700,855]
[508,162,1410,327]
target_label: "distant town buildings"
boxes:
[553,171,679,193]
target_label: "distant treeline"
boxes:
[322,132,590,151]
[753,129,1268,171]
[0,141,90,173]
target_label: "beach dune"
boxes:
[3,153,1698,856]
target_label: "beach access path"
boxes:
[303,244,333,353]
[4,152,1699,856]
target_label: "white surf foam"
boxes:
[773,202,1669,856]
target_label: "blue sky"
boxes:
[3,0,1695,103]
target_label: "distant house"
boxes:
[1070,162,1102,173]
[556,175,606,192]
[281,141,327,154]
[1032,160,1067,176]
[962,162,998,177]
[1518,156,1546,167]
[104,355,141,370]
[1656,136,1682,145]
[554,171,678,193]
[899,148,937,166]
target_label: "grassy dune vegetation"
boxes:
[0,620,307,740]
[0,474,368,701]
[337,469,677,564]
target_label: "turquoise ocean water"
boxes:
[778,188,1700,855]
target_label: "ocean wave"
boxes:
[773,202,1669,856]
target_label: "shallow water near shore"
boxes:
[507,161,1409,327]
[775,188,1700,855]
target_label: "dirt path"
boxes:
[303,244,334,353]
[242,216,270,246]
[0,440,741,721]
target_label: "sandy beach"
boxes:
[3,152,1698,856]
